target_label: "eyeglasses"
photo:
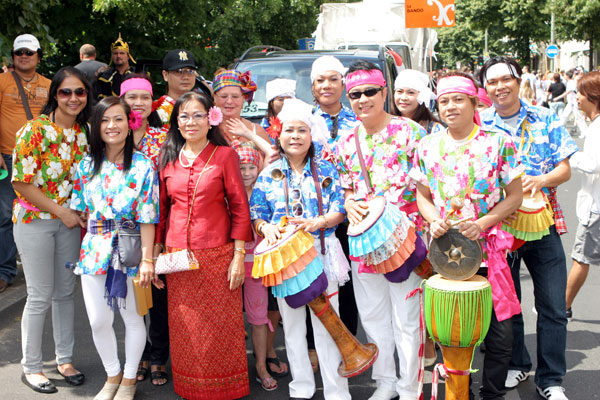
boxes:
[347,87,383,100]
[177,112,208,124]
[170,68,196,77]
[14,49,36,57]
[57,88,88,99]
[289,188,304,217]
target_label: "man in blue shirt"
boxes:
[479,56,578,400]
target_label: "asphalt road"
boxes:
[0,134,598,400]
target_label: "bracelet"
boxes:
[153,243,164,251]
[234,247,246,255]
[256,221,267,237]
[141,258,155,264]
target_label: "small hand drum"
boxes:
[429,228,482,280]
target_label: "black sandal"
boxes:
[136,362,149,381]
[151,370,169,386]
[266,357,289,378]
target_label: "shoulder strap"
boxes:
[310,159,326,255]
[11,71,34,120]
[352,126,374,195]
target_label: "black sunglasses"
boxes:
[14,49,36,57]
[57,88,88,99]
[348,87,383,100]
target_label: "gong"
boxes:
[429,229,482,280]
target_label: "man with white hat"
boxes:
[310,55,360,340]
[0,33,50,293]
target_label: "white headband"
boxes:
[277,98,329,147]
[394,69,433,105]
[310,56,346,83]
[266,78,296,103]
[483,63,520,86]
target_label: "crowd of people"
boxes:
[0,32,598,400]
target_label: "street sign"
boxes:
[546,44,559,59]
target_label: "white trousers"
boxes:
[351,261,421,400]
[81,274,146,379]
[278,278,351,400]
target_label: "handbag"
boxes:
[117,220,142,268]
[155,146,218,274]
[132,277,153,316]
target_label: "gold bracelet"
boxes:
[141,258,155,264]
[153,243,164,251]
[256,221,267,237]
[319,215,329,229]
[234,247,246,255]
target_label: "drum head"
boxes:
[429,229,482,280]
[254,224,300,256]
[521,190,546,211]
[347,197,386,237]
[426,273,490,291]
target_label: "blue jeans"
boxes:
[0,153,17,283]
[507,226,567,389]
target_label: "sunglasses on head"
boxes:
[57,88,88,99]
[347,87,383,100]
[14,49,36,57]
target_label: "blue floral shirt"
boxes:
[313,104,359,151]
[70,152,159,276]
[480,100,578,177]
[250,157,345,239]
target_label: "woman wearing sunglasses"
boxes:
[250,99,351,400]
[11,66,93,394]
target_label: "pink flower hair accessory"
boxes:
[208,106,223,126]
[128,110,143,131]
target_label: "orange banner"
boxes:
[405,0,455,28]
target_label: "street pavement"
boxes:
[0,134,598,399]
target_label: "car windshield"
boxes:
[236,58,354,120]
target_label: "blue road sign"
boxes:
[546,44,559,59]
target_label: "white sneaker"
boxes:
[369,386,399,400]
[536,385,568,399]
[505,369,528,389]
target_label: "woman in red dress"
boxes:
[155,91,253,399]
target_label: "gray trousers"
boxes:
[14,213,80,373]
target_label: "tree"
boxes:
[554,0,600,70]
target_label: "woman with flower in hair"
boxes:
[70,96,161,400]
[155,92,253,399]
[213,68,274,163]
[118,74,171,386]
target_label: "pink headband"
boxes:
[477,88,493,107]
[345,69,386,92]
[436,76,481,126]
[120,78,153,97]
[436,76,477,99]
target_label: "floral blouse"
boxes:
[70,152,159,276]
[153,95,175,127]
[336,117,425,226]
[138,125,168,169]
[12,115,88,223]
[410,127,524,221]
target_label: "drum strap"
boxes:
[353,126,375,195]
[282,158,326,255]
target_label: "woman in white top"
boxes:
[565,71,600,319]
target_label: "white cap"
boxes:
[394,69,433,105]
[278,98,329,147]
[266,79,296,103]
[13,34,40,52]
[310,55,346,83]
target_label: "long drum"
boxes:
[425,274,493,400]
[253,224,379,377]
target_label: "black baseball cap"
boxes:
[162,49,196,71]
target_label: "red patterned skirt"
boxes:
[166,243,249,399]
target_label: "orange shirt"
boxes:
[0,72,51,154]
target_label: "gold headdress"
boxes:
[110,33,136,63]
